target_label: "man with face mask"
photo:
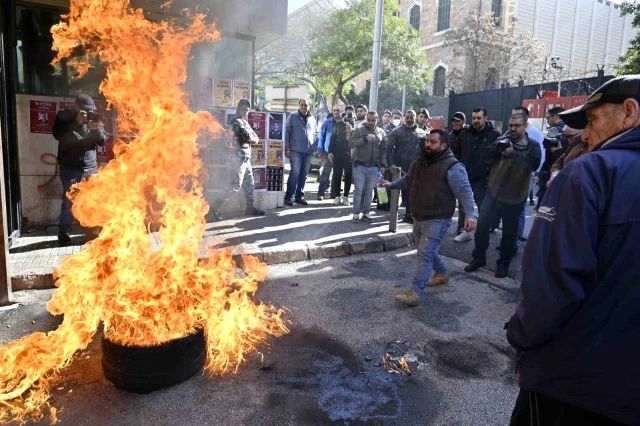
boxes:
[464,114,541,278]
[380,129,476,307]
[386,110,427,223]
[355,104,368,129]
[384,109,403,134]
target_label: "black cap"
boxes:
[560,75,640,129]
[451,112,466,122]
[75,95,96,111]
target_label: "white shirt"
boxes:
[526,125,546,173]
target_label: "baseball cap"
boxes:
[451,112,466,122]
[74,94,97,111]
[392,109,403,116]
[559,75,640,129]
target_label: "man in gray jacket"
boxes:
[284,99,317,206]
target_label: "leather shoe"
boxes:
[295,198,308,205]
[464,259,486,273]
[495,264,509,278]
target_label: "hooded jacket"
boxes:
[53,109,107,170]
[454,121,502,182]
[385,124,427,167]
[505,126,640,426]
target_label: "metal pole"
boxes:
[369,0,384,112]
[388,166,401,233]
[0,123,12,306]
[401,85,406,114]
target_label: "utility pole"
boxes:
[369,0,384,112]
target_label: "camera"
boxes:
[87,111,103,123]
[497,138,510,153]
[543,134,566,149]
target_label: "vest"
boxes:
[409,149,459,221]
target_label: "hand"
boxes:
[345,123,353,132]
[367,134,376,143]
[327,153,334,162]
[464,218,477,233]
[379,180,391,188]
[502,142,514,156]
[285,150,291,159]
[88,120,101,131]
[379,167,385,174]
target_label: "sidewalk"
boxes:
[9,174,535,290]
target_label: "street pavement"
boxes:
[1,249,520,426]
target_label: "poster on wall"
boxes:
[266,166,284,192]
[233,80,250,104]
[59,101,75,110]
[268,113,284,140]
[248,112,266,139]
[251,140,266,166]
[214,79,233,107]
[267,140,283,167]
[29,100,57,134]
[252,167,267,191]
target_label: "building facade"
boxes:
[399,0,636,94]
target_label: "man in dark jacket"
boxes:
[384,109,403,135]
[464,113,541,278]
[53,94,107,246]
[381,129,476,307]
[453,108,501,242]
[535,106,566,209]
[386,110,427,223]
[505,75,640,426]
[207,98,265,221]
[317,105,341,200]
[328,111,354,206]
[448,112,469,238]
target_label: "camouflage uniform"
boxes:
[219,116,259,206]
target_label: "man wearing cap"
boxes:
[417,108,431,132]
[53,94,107,246]
[207,98,265,220]
[505,75,640,425]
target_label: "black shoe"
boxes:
[402,214,414,224]
[246,206,265,216]
[529,200,535,206]
[376,203,390,211]
[295,198,308,205]
[495,264,509,278]
[58,233,72,247]
[464,259,486,273]
[205,210,222,222]
[284,199,293,207]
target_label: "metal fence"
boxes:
[448,71,610,134]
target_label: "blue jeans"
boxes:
[59,165,97,235]
[516,208,526,249]
[411,219,452,294]
[352,165,379,215]
[285,151,312,201]
[318,157,333,196]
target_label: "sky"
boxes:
[288,0,314,15]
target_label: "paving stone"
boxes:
[308,241,351,259]
[262,245,309,265]
[348,238,385,255]
[381,234,411,252]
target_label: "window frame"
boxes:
[409,4,420,31]
[433,66,446,97]
[437,0,451,33]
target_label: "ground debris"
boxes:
[382,353,412,376]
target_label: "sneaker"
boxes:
[427,274,450,287]
[464,259,487,273]
[58,233,72,247]
[495,263,509,278]
[317,195,324,201]
[246,206,265,216]
[341,197,350,206]
[351,214,360,223]
[361,214,373,223]
[402,214,414,224]
[394,289,420,307]
[333,197,342,205]
[454,230,473,243]
[295,198,308,205]
[284,199,293,207]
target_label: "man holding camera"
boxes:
[465,114,541,278]
[53,94,107,246]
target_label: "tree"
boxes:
[616,2,640,75]
[443,13,547,93]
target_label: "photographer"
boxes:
[548,125,586,186]
[53,94,107,246]
[536,107,566,209]
[464,114,541,278]
[327,105,355,206]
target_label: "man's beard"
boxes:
[357,114,365,120]
[423,148,437,159]
[473,122,482,129]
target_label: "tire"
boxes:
[102,328,206,393]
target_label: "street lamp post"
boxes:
[369,0,384,112]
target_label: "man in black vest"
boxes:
[381,129,476,307]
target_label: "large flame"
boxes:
[0,0,288,423]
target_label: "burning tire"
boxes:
[101,328,206,393]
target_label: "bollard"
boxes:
[388,166,401,233]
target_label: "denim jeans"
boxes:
[352,165,379,215]
[457,179,486,232]
[285,151,312,201]
[318,157,333,196]
[472,193,525,267]
[59,165,97,235]
[411,218,452,294]
[516,208,526,249]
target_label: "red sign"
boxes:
[248,112,266,139]
[426,117,445,130]
[60,101,75,110]
[252,167,266,190]
[30,100,57,134]
[572,96,589,108]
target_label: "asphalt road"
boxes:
[1,249,521,426]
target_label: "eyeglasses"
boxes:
[508,124,524,128]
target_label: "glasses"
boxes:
[508,124,524,128]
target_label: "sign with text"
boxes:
[268,113,284,140]
[214,79,233,107]
[233,80,250,105]
[248,112,266,139]
[30,100,56,134]
[251,140,266,166]
[252,167,267,191]
[266,166,284,192]
[267,140,283,167]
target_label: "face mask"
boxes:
[392,119,401,126]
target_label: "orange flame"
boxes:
[0,0,288,423]
[382,353,412,376]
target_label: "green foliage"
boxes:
[617,2,640,76]
[345,84,434,113]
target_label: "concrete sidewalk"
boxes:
[8,174,536,291]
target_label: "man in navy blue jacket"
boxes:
[506,75,640,426]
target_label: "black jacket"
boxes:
[328,120,352,161]
[385,124,427,167]
[448,126,467,158]
[53,109,107,169]
[454,122,501,182]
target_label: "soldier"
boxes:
[206,99,265,221]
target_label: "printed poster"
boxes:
[252,167,267,191]
[233,80,250,104]
[30,100,57,134]
[194,77,213,107]
[214,79,233,107]
[266,166,284,192]
[248,112,266,139]
[251,140,266,166]
[267,140,283,167]
[59,101,75,110]
[268,113,284,140]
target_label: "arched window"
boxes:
[409,5,420,31]
[433,66,446,96]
